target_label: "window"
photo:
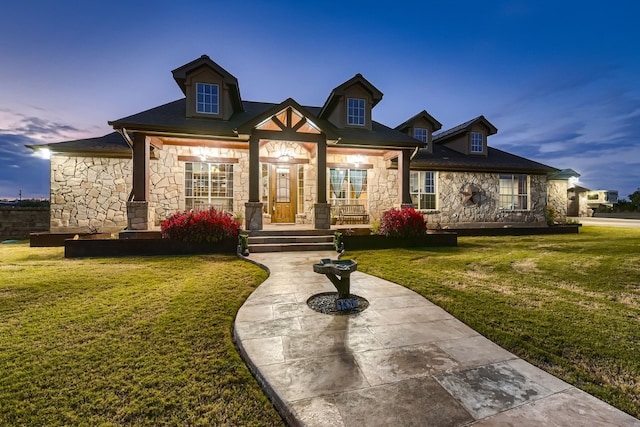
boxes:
[347,98,365,126]
[413,128,429,143]
[410,171,436,210]
[185,162,233,211]
[471,132,484,153]
[499,174,528,210]
[329,168,367,205]
[196,83,219,114]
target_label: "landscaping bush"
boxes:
[377,207,427,238]
[161,208,241,243]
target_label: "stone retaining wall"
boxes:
[0,207,49,240]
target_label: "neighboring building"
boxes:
[28,55,566,233]
[553,169,618,217]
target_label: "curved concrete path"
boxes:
[234,251,640,426]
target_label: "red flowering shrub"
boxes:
[377,207,427,238]
[161,207,241,243]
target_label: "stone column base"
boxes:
[245,202,263,231]
[314,203,331,230]
[127,201,151,231]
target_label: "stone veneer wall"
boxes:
[422,172,548,227]
[547,179,568,222]
[50,155,131,232]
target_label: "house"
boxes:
[28,55,568,234]
[550,169,618,217]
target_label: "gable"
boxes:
[319,74,383,131]
[172,55,243,120]
[255,106,321,135]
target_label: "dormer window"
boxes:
[413,127,429,143]
[196,83,219,114]
[471,132,484,153]
[347,98,365,126]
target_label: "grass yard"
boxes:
[0,245,284,426]
[347,226,640,418]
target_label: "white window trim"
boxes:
[184,161,233,211]
[413,127,429,143]
[346,98,365,126]
[471,132,484,153]
[410,171,438,210]
[196,82,220,115]
[499,174,530,211]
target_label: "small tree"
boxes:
[629,188,640,211]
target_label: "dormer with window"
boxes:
[395,110,442,154]
[319,74,382,131]
[433,115,497,156]
[172,55,243,120]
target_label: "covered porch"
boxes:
[123,103,417,233]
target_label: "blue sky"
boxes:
[1,0,639,200]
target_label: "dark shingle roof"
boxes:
[109,99,274,137]
[433,115,497,143]
[109,98,422,149]
[26,132,130,156]
[408,143,558,174]
[395,110,442,133]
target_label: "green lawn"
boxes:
[347,226,640,418]
[2,227,639,424]
[0,246,284,426]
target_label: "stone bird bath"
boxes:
[313,258,357,298]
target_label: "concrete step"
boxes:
[248,235,333,245]
[249,242,335,253]
[248,229,335,237]
[245,230,336,253]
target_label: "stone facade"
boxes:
[49,146,556,232]
[422,172,548,228]
[547,179,568,222]
[50,155,130,232]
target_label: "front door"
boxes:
[270,164,296,223]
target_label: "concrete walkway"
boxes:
[234,251,640,426]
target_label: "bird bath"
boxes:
[312,258,361,311]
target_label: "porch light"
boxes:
[195,146,219,161]
[34,147,51,159]
[277,149,294,162]
[348,155,365,167]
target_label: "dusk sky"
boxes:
[1,1,639,200]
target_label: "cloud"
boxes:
[0,109,92,143]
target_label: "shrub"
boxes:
[377,207,427,238]
[161,208,241,243]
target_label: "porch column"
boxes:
[127,132,152,230]
[314,138,330,229]
[398,149,413,208]
[245,134,263,230]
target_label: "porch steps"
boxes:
[247,229,335,253]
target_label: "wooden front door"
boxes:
[270,164,296,223]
